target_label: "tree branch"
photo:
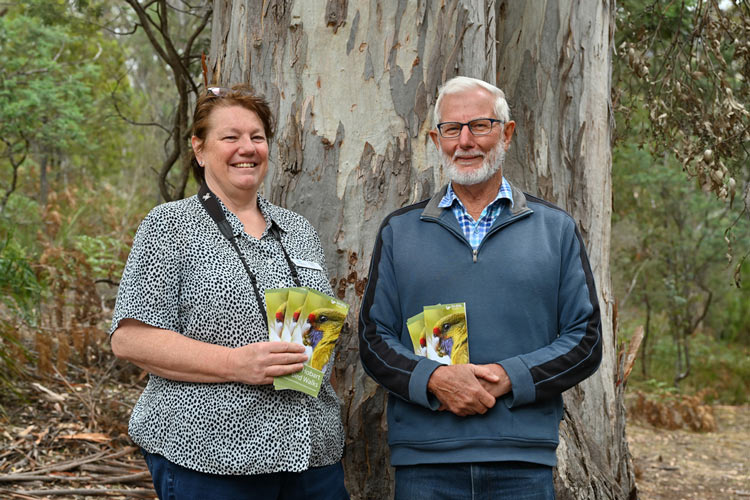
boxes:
[109,91,171,134]
[157,145,181,201]
[1,137,28,213]
[689,287,713,334]
[123,0,173,70]
[119,0,211,199]
[184,7,212,75]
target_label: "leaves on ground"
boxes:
[628,405,750,499]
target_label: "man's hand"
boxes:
[227,342,308,385]
[476,363,512,398]
[427,364,499,416]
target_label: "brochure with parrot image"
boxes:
[264,288,289,342]
[280,287,310,343]
[407,312,427,356]
[274,288,349,397]
[423,303,469,365]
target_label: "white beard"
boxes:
[441,141,506,186]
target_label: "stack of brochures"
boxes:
[407,303,468,365]
[264,287,349,397]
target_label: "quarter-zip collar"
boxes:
[420,181,534,262]
[422,181,533,222]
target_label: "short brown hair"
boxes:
[190,84,275,184]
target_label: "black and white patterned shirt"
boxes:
[110,194,345,475]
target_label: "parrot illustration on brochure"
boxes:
[407,312,427,357]
[264,288,289,342]
[283,287,309,344]
[268,287,349,397]
[407,303,468,365]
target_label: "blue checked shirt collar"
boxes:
[438,178,514,250]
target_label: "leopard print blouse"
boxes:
[109,194,344,475]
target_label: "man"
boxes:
[358,76,602,500]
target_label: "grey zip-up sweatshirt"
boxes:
[358,182,602,466]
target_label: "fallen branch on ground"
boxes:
[0,487,156,497]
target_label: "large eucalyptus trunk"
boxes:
[209,1,634,498]
[496,3,634,498]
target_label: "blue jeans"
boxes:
[394,461,555,500]
[142,450,349,500]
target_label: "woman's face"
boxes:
[192,104,269,200]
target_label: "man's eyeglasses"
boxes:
[436,118,504,138]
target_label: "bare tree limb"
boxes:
[109,85,171,134]
[690,287,713,334]
[1,137,28,213]
[157,145,181,201]
[119,0,210,200]
[184,7,212,70]
[0,487,155,497]
[93,471,152,484]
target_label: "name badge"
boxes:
[291,258,324,272]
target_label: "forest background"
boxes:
[0,0,748,498]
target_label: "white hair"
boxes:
[433,76,510,125]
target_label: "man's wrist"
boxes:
[427,365,449,392]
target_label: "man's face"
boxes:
[429,87,515,186]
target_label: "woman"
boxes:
[110,85,348,500]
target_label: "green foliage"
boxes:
[34,185,144,291]
[73,235,131,280]
[613,1,750,397]
[0,0,211,419]
[0,1,135,203]
[83,0,212,201]
[613,143,743,301]
[624,328,750,405]
[0,16,91,150]
[722,270,750,344]
[0,212,40,402]
[0,2,155,401]
[614,0,749,206]
[613,140,750,388]
[0,236,41,324]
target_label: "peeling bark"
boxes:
[325,0,348,33]
[497,2,634,498]
[210,1,633,498]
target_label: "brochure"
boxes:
[282,287,310,343]
[264,288,289,342]
[423,303,469,365]
[406,312,427,356]
[274,288,349,397]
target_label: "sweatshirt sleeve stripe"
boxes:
[530,224,602,400]
[358,203,428,401]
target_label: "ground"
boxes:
[1,376,748,499]
[627,405,750,500]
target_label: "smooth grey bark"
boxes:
[209,1,634,498]
[496,2,634,498]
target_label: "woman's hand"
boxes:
[227,342,308,385]
[112,319,308,386]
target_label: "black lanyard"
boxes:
[197,183,301,329]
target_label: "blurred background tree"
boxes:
[1,0,134,401]
[612,0,750,404]
[0,0,209,409]
[107,0,211,201]
[615,0,749,215]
